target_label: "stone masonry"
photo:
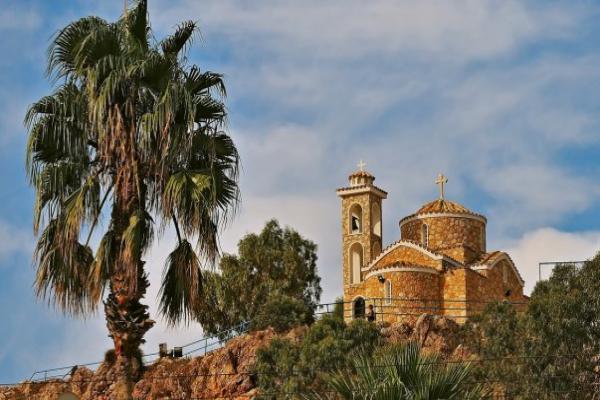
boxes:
[337,169,528,324]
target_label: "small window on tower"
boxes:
[421,224,429,247]
[384,280,392,305]
[349,204,362,234]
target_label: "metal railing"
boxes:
[28,322,249,383]
[316,297,528,323]
[25,297,524,383]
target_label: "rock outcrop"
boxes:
[0,329,277,400]
[380,313,472,358]
[0,315,469,400]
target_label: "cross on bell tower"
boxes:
[435,173,448,200]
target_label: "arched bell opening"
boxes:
[349,203,363,234]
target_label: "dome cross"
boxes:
[435,173,448,199]
[357,160,366,172]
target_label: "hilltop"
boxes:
[0,314,468,400]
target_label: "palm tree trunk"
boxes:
[105,186,154,399]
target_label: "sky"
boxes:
[2,0,600,383]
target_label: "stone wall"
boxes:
[345,259,528,324]
[341,192,383,289]
[400,216,486,263]
[465,260,528,313]
[343,269,442,324]
[441,268,468,320]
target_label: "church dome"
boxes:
[413,199,485,219]
[399,197,487,263]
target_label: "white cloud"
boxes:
[506,228,600,294]
[153,0,580,63]
[0,220,32,261]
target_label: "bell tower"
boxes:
[336,161,387,288]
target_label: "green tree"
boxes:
[463,302,525,397]
[466,256,600,399]
[254,315,380,399]
[25,0,239,394]
[517,259,600,398]
[251,293,315,333]
[308,342,482,400]
[197,220,322,335]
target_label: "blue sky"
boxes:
[2,0,600,383]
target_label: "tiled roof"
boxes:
[336,184,388,195]
[366,239,464,270]
[468,251,525,285]
[400,199,486,223]
[349,170,375,178]
[417,199,473,214]
[471,251,503,265]
[370,261,437,272]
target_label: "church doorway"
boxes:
[353,297,365,319]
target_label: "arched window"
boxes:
[353,297,365,319]
[503,264,508,284]
[421,224,429,247]
[372,202,382,237]
[349,243,363,284]
[349,204,362,234]
[384,280,392,305]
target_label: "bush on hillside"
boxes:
[250,294,315,333]
[253,315,381,399]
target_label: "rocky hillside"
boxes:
[0,315,469,400]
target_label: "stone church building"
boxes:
[337,165,528,323]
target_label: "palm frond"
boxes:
[161,21,197,56]
[72,22,121,75]
[121,209,154,266]
[158,239,203,326]
[62,175,101,241]
[124,0,149,51]
[33,160,86,233]
[25,82,91,183]
[88,229,115,301]
[307,342,482,400]
[34,219,98,315]
[186,66,226,98]
[47,16,109,80]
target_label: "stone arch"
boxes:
[349,242,363,284]
[372,202,382,237]
[349,203,363,234]
[421,224,429,247]
[353,296,366,319]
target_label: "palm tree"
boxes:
[306,342,483,400]
[24,0,238,394]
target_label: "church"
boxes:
[337,164,528,323]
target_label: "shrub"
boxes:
[254,315,381,398]
[251,294,315,333]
